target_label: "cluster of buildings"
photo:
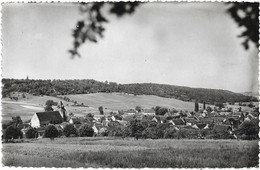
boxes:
[27,101,258,138]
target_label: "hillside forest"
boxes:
[2,78,257,104]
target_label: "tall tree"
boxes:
[195,102,199,112]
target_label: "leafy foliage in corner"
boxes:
[70,2,258,57]
[69,2,140,57]
[227,2,259,49]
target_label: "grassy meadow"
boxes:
[2,92,204,121]
[2,92,254,122]
[2,137,258,168]
[62,93,204,111]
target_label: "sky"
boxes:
[2,2,259,93]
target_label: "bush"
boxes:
[63,124,77,137]
[237,119,259,140]
[44,125,59,139]
[78,124,94,137]
[3,126,23,141]
[164,127,178,139]
[142,127,158,139]
[25,128,38,138]
[175,128,200,139]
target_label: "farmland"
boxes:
[61,93,204,111]
[2,92,207,121]
[2,137,258,168]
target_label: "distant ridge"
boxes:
[2,78,258,104]
[242,91,259,98]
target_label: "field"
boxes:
[2,92,204,121]
[2,92,255,122]
[62,93,206,111]
[2,138,258,168]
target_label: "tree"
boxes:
[69,2,140,57]
[25,128,38,139]
[11,116,23,127]
[3,126,23,141]
[128,119,148,139]
[44,125,59,140]
[164,127,178,139]
[44,105,54,112]
[78,124,94,137]
[238,119,259,140]
[155,106,168,115]
[98,106,104,115]
[195,102,199,112]
[206,106,213,112]
[215,102,224,109]
[203,102,206,110]
[63,124,77,137]
[247,102,254,108]
[227,2,259,49]
[135,106,142,113]
[45,100,55,106]
[44,100,55,112]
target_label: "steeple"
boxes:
[58,101,67,121]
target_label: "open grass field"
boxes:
[2,92,255,122]
[2,92,202,121]
[2,138,258,168]
[62,93,204,111]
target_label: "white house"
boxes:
[31,111,63,128]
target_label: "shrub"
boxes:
[237,119,259,140]
[25,128,38,138]
[63,124,77,137]
[44,125,59,139]
[98,106,104,115]
[78,124,94,137]
[3,126,23,141]
[175,128,200,139]
[164,127,178,139]
[142,127,158,139]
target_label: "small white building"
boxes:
[31,111,63,128]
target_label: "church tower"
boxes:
[58,101,67,122]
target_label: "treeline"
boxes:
[2,78,257,104]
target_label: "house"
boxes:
[124,110,136,115]
[68,117,81,124]
[172,119,185,125]
[108,121,121,127]
[35,127,46,137]
[143,109,155,116]
[196,123,207,130]
[93,124,108,135]
[219,112,231,116]
[116,120,128,126]
[184,118,198,125]
[152,117,158,122]
[213,124,230,133]
[31,111,63,128]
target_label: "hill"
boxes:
[2,78,258,104]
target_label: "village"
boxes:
[3,98,258,141]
